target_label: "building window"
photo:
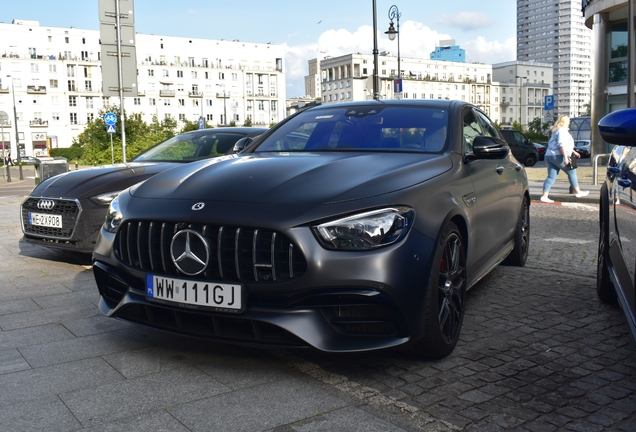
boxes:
[69,96,77,107]
[178,99,185,107]
[52,112,60,121]
[163,69,169,77]
[219,72,225,80]
[192,71,198,78]
[70,113,77,124]
[87,113,94,123]
[86,97,94,109]
[67,80,76,91]
[49,64,56,73]
[177,70,183,78]
[179,113,186,120]
[206,114,213,121]
[149,98,156,106]
[65,37,69,43]
[50,79,58,89]
[133,98,141,105]
[148,69,154,77]
[164,99,171,106]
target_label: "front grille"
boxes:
[114,221,307,284]
[21,198,81,239]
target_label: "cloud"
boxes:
[435,12,495,31]
[283,23,516,96]
[462,36,516,64]
[186,9,198,14]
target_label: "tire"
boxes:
[597,204,617,304]
[503,196,529,267]
[524,154,537,167]
[413,222,466,359]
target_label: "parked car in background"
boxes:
[92,100,530,359]
[597,108,636,342]
[499,129,540,167]
[574,140,591,158]
[20,127,267,255]
[533,142,547,161]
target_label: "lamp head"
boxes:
[385,22,397,41]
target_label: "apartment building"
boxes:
[0,19,286,158]
[307,54,555,128]
[492,61,555,127]
[517,0,592,118]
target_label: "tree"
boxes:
[243,117,253,127]
[512,120,523,132]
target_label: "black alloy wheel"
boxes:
[414,222,466,359]
[597,203,617,304]
[524,154,537,167]
[503,196,530,266]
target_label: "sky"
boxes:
[2,1,518,97]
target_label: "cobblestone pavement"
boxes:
[0,196,634,431]
[284,201,636,432]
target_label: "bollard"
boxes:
[75,163,78,170]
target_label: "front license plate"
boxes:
[29,212,62,228]
[146,275,242,311]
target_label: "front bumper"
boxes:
[92,226,436,353]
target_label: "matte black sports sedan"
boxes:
[20,127,266,254]
[92,100,530,358]
[597,108,636,341]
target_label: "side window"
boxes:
[513,131,525,145]
[463,109,483,154]
[475,111,499,139]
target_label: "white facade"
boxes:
[492,61,555,127]
[517,0,592,118]
[320,53,552,126]
[0,19,286,158]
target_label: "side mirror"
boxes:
[232,137,254,153]
[472,136,510,159]
[599,108,636,146]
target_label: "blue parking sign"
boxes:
[544,95,554,111]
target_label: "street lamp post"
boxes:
[0,110,9,182]
[372,0,380,100]
[385,5,401,98]
[7,75,23,180]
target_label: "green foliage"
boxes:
[526,117,553,140]
[179,119,199,134]
[229,121,237,127]
[243,117,253,127]
[72,107,179,164]
[512,121,523,132]
[50,145,83,161]
[269,122,277,128]
[493,120,502,130]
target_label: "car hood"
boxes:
[31,162,176,199]
[130,152,452,205]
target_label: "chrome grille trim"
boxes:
[20,197,83,240]
[113,221,306,284]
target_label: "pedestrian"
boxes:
[6,153,14,166]
[540,115,589,203]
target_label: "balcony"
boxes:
[30,119,48,127]
[137,89,145,96]
[188,91,203,98]
[0,87,8,94]
[160,90,175,97]
[27,85,47,94]
[500,101,510,107]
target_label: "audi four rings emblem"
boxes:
[170,229,210,276]
[37,199,56,210]
[192,202,205,211]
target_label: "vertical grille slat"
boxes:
[113,221,306,284]
[217,226,224,279]
[271,232,277,282]
[148,222,156,271]
[252,229,259,282]
[234,228,241,281]
[21,198,81,239]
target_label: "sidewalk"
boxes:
[0,165,36,187]
[528,180,601,204]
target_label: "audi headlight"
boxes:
[103,195,123,233]
[90,191,123,206]
[312,207,415,251]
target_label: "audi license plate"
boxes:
[146,275,242,311]
[28,212,63,228]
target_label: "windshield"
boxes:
[133,132,251,162]
[253,106,448,153]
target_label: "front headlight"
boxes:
[103,195,123,233]
[90,191,123,206]
[312,207,415,251]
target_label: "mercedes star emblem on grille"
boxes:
[170,229,210,276]
[192,202,205,211]
[37,199,56,210]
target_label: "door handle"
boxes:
[496,166,504,174]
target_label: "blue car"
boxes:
[597,108,636,342]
